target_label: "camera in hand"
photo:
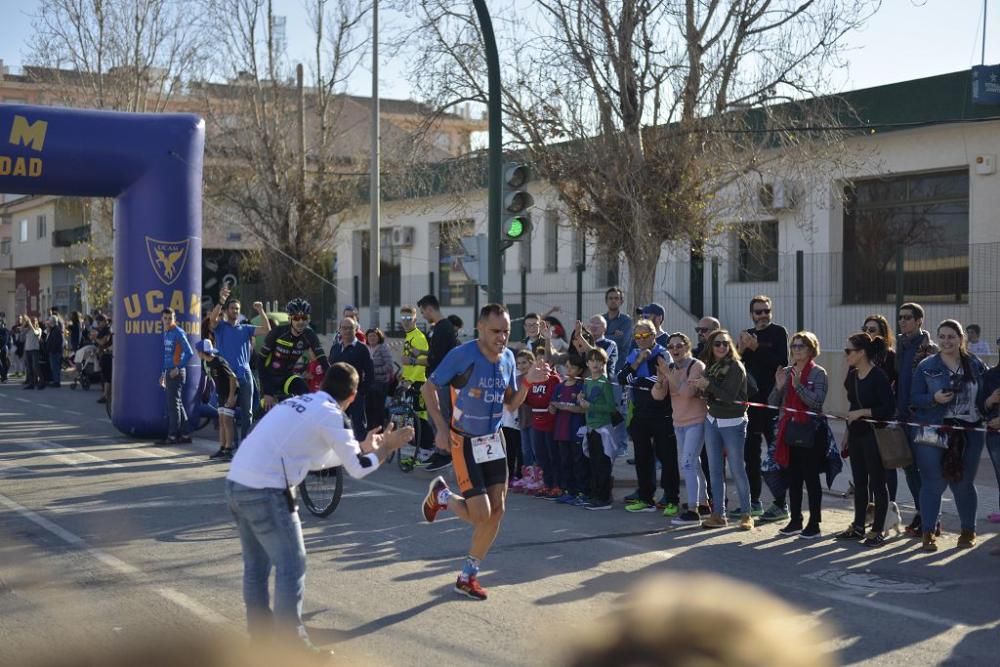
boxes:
[948,373,964,394]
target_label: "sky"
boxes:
[0,0,998,102]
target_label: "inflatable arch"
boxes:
[0,104,204,436]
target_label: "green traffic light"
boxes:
[507,217,524,238]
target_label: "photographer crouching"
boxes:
[225,362,414,658]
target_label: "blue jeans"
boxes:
[704,417,751,515]
[164,368,188,437]
[675,422,706,508]
[987,432,1000,506]
[519,426,536,466]
[236,374,255,446]
[225,480,308,642]
[914,429,985,532]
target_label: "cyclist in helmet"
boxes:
[259,298,330,410]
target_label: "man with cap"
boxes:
[196,339,240,460]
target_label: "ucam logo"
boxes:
[0,114,47,177]
[145,236,190,286]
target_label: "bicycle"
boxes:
[299,466,345,517]
[384,382,423,472]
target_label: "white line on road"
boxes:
[65,410,84,416]
[9,440,124,469]
[0,491,223,626]
[37,403,56,409]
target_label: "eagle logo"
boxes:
[145,237,190,286]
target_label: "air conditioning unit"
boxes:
[391,226,415,247]
[758,180,798,210]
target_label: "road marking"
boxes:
[0,491,223,625]
[10,440,124,469]
[37,403,56,409]
[65,410,84,416]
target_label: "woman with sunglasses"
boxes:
[690,330,753,530]
[840,332,895,547]
[618,319,678,514]
[770,332,828,539]
[910,320,989,552]
[861,314,902,528]
[653,332,709,525]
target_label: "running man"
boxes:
[420,303,549,600]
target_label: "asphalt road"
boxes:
[1,379,998,666]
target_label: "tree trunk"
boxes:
[626,241,661,310]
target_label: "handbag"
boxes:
[783,418,818,448]
[874,425,913,469]
[914,425,946,449]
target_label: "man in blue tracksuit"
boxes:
[160,307,194,444]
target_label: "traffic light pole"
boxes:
[473,0,504,305]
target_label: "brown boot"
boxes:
[922,532,938,553]
[702,513,728,529]
[957,530,976,549]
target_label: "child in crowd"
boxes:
[525,357,562,498]
[501,396,522,489]
[195,339,239,461]
[550,356,590,504]
[578,347,619,510]
[513,350,541,492]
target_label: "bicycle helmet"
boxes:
[286,298,312,316]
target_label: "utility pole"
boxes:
[369,0,381,327]
[472,0,503,305]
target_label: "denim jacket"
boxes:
[909,353,988,425]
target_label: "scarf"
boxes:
[775,359,814,468]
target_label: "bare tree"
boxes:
[406,0,882,305]
[198,0,376,299]
[27,0,210,310]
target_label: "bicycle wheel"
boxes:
[299,466,344,517]
[394,408,420,472]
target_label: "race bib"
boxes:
[471,432,505,464]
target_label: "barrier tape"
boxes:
[531,373,1000,435]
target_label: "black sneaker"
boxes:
[778,520,804,535]
[863,531,886,547]
[835,525,865,541]
[697,504,712,517]
[154,437,179,446]
[671,510,701,526]
[423,452,453,472]
[209,447,231,460]
[799,523,821,540]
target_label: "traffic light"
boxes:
[502,162,533,247]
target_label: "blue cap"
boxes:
[640,303,665,319]
[195,339,216,355]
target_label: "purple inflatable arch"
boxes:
[0,104,204,436]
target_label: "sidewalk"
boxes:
[610,420,1000,522]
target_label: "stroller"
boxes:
[70,344,103,390]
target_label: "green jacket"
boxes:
[704,359,749,420]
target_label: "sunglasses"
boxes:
[713,340,731,348]
[789,343,807,350]
[753,308,771,315]
[844,348,859,354]
[666,343,686,350]
[634,332,654,341]
[694,327,711,334]
[400,315,415,321]
[291,314,309,322]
